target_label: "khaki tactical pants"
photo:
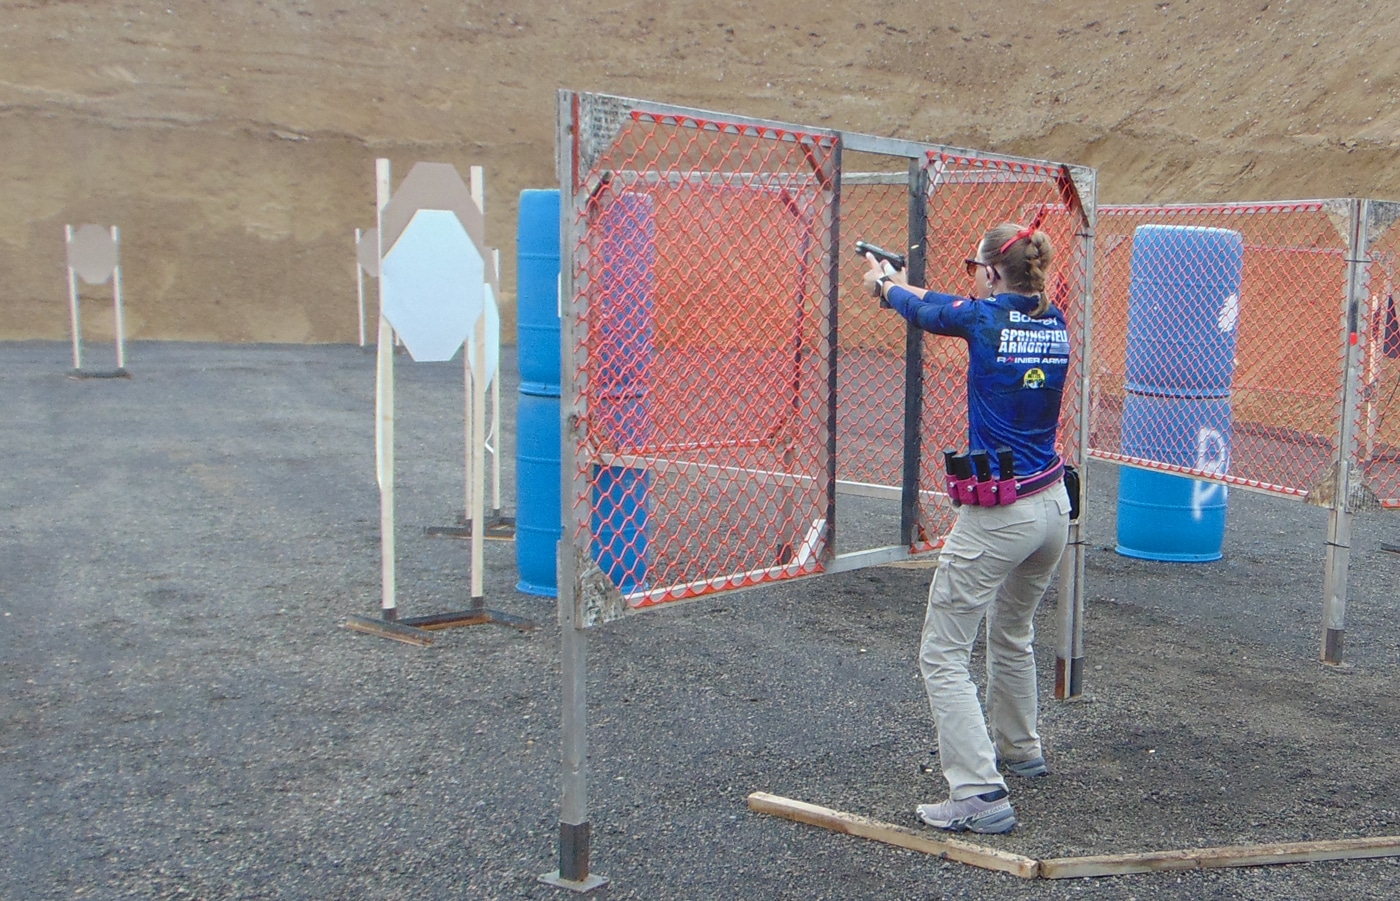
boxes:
[919,481,1071,800]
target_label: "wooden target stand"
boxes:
[356,222,515,543]
[65,224,131,380]
[344,159,533,646]
[748,792,1400,880]
[424,244,517,545]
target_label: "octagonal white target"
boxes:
[380,209,485,362]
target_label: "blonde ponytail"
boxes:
[981,223,1055,314]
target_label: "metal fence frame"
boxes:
[1090,199,1400,665]
[546,89,1096,890]
[542,90,1400,894]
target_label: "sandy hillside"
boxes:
[3,0,1398,343]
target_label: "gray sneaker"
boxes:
[1002,755,1048,778]
[915,789,1016,834]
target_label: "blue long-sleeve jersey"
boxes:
[884,285,1069,479]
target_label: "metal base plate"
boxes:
[538,871,609,893]
[425,514,517,541]
[344,606,536,645]
[70,368,131,380]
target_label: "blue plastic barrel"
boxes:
[589,191,655,590]
[1116,467,1229,562]
[591,466,650,594]
[1116,393,1231,562]
[1116,224,1242,562]
[1123,225,1244,398]
[1120,393,1233,469]
[515,387,561,596]
[517,189,561,394]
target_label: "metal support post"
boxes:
[1321,198,1369,665]
[899,159,929,548]
[1056,167,1096,700]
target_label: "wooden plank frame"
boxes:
[746,792,1038,879]
[747,792,1400,881]
[1038,836,1400,878]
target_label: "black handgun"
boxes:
[855,241,907,308]
[854,241,906,271]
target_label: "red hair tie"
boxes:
[998,224,1037,255]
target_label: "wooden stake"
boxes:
[65,225,82,371]
[374,159,396,618]
[110,226,126,370]
[745,792,1039,879]
[1038,835,1400,879]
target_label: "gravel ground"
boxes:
[3,341,1399,900]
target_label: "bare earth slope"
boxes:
[2,0,1398,342]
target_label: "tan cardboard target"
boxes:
[67,224,119,286]
[356,226,379,277]
[380,162,486,258]
[346,158,531,645]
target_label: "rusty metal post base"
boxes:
[539,822,607,893]
[69,368,131,380]
[1054,655,1085,700]
[1322,628,1345,666]
[344,602,534,646]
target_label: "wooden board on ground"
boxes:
[745,791,1039,879]
[749,791,1400,882]
[343,614,433,646]
[881,557,938,570]
[1038,835,1400,878]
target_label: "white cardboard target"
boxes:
[380,209,484,362]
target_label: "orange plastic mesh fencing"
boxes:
[1358,201,1400,507]
[914,155,1090,553]
[836,155,1090,553]
[563,96,1093,621]
[1090,203,1352,500]
[568,108,837,611]
[832,169,908,499]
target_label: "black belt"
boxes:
[1016,458,1064,499]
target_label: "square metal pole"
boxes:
[540,89,608,894]
[1321,198,1369,665]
